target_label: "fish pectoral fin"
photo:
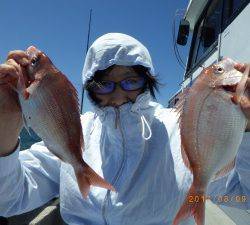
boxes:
[231,94,238,105]
[173,184,205,225]
[74,162,115,199]
[23,79,42,99]
[23,89,30,100]
[212,158,236,181]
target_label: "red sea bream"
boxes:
[173,58,249,225]
[16,46,115,199]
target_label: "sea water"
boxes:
[20,128,41,150]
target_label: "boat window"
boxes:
[185,0,249,77]
[223,0,249,27]
[186,0,223,76]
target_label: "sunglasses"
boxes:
[91,76,146,94]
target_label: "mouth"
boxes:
[221,84,238,93]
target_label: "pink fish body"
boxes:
[17,46,115,198]
[173,58,249,225]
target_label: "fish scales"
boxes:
[20,73,81,162]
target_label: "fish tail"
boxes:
[173,184,205,225]
[74,163,115,199]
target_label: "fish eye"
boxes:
[214,66,224,74]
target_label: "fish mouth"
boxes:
[26,45,40,59]
[221,84,238,93]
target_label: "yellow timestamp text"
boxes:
[187,195,247,203]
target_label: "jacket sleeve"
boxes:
[207,132,250,209]
[0,140,61,217]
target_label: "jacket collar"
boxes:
[93,91,152,118]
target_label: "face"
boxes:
[92,65,144,107]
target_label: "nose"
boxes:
[109,85,128,106]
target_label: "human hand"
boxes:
[234,63,250,131]
[0,50,28,156]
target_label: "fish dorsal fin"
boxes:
[181,143,192,173]
[212,158,236,181]
[58,72,80,110]
[49,72,83,150]
[173,88,193,172]
[173,88,189,123]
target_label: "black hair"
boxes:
[84,65,160,105]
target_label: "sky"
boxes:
[0,0,191,112]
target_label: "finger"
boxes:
[0,63,19,83]
[0,64,17,76]
[240,96,250,118]
[5,59,21,74]
[234,63,247,73]
[7,50,29,66]
[240,96,250,109]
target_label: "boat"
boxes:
[169,0,249,107]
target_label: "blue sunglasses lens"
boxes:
[92,81,115,94]
[92,77,146,94]
[121,77,145,91]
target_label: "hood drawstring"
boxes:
[93,92,153,140]
[90,113,98,135]
[140,115,152,140]
[137,108,152,140]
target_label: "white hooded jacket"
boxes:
[0,33,250,225]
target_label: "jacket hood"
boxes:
[82,33,155,86]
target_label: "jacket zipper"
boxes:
[102,108,127,225]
